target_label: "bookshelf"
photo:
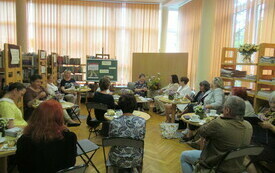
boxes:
[47,52,58,84]
[22,53,38,83]
[38,50,47,88]
[220,43,275,113]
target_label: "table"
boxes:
[104,110,151,121]
[113,95,152,104]
[33,100,75,109]
[181,113,216,126]
[65,88,91,105]
[0,136,16,173]
[159,96,190,123]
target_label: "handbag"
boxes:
[160,123,179,139]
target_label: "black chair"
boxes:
[76,139,100,173]
[56,164,87,173]
[86,102,108,139]
[102,137,144,173]
[67,104,81,123]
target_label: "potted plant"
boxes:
[193,105,205,119]
[238,43,259,63]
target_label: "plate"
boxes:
[189,119,201,123]
[207,113,219,117]
[0,137,5,143]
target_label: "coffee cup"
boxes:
[191,115,200,121]
[210,109,217,116]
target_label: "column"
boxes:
[159,6,169,53]
[16,0,28,53]
[195,0,216,87]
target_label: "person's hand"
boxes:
[259,121,273,130]
[204,105,211,109]
[37,92,47,99]
[258,114,268,121]
[185,95,192,101]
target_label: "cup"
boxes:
[210,109,217,116]
[191,115,200,121]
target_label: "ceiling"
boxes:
[84,0,171,4]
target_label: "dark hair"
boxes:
[232,87,248,100]
[47,74,53,80]
[139,73,145,78]
[199,80,210,91]
[30,75,42,83]
[99,77,110,91]
[118,94,137,113]
[8,82,26,92]
[171,75,179,84]
[180,77,189,84]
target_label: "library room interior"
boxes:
[0,0,275,173]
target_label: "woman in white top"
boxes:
[154,74,179,114]
[164,77,192,122]
[47,74,59,96]
[231,87,255,117]
[204,77,225,113]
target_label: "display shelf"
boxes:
[221,63,258,66]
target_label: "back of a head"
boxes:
[99,77,110,91]
[171,74,179,84]
[232,87,248,100]
[224,96,246,119]
[213,77,224,89]
[180,77,189,85]
[24,99,65,142]
[118,94,137,114]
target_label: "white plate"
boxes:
[207,113,219,117]
[189,119,201,123]
[0,137,5,143]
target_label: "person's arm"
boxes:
[46,84,56,96]
[259,121,275,133]
[205,89,224,109]
[24,89,46,107]
[197,118,221,139]
[65,132,77,166]
[16,136,33,173]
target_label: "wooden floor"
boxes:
[71,104,193,173]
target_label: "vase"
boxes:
[242,54,252,63]
[168,95,174,100]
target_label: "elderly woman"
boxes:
[60,71,77,104]
[204,77,225,113]
[134,73,148,97]
[109,94,146,171]
[154,74,179,114]
[23,75,48,121]
[0,82,27,127]
[46,74,58,96]
[16,100,77,173]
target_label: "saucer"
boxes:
[189,119,200,123]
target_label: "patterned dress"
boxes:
[108,115,146,168]
[134,81,147,97]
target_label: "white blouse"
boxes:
[47,83,58,96]
[177,85,192,97]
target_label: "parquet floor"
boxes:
[70,104,193,173]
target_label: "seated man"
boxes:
[180,96,252,173]
[108,94,146,169]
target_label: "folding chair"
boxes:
[214,145,264,172]
[56,164,87,173]
[86,102,108,139]
[67,104,81,123]
[102,137,144,173]
[77,139,100,173]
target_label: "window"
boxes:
[166,8,179,52]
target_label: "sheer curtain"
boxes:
[0,0,17,49]
[178,0,203,89]
[27,0,159,84]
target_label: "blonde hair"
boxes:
[213,77,224,89]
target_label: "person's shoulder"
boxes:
[242,120,253,129]
[17,134,32,145]
[63,131,77,141]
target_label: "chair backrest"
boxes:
[56,164,87,173]
[127,82,136,91]
[215,145,264,171]
[86,102,108,114]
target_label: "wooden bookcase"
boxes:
[47,52,58,84]
[220,43,275,113]
[38,50,47,88]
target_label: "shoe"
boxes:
[179,136,194,143]
[67,122,80,127]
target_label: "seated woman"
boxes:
[91,77,115,136]
[204,77,225,113]
[231,87,255,117]
[23,75,48,121]
[0,82,27,127]
[60,71,77,104]
[134,73,148,97]
[164,77,192,122]
[16,100,77,173]
[109,94,146,170]
[154,74,179,114]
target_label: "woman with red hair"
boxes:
[231,87,255,117]
[16,100,77,173]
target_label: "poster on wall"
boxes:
[87,63,99,79]
[10,49,20,64]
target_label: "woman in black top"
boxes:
[16,100,77,173]
[60,70,77,103]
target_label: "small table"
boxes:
[104,111,151,121]
[65,88,91,105]
[113,95,152,104]
[181,113,216,126]
[33,100,75,109]
[0,136,17,173]
[159,96,190,123]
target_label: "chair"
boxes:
[56,164,87,173]
[213,145,264,172]
[102,137,144,173]
[127,82,136,91]
[67,104,81,123]
[76,139,100,173]
[86,102,108,138]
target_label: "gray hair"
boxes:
[213,77,224,89]
[224,96,245,118]
[269,91,275,103]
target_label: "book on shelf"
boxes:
[258,79,275,83]
[57,56,70,65]
[257,90,273,98]
[220,69,247,78]
[22,54,38,66]
[260,56,275,64]
[69,58,81,65]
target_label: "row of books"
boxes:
[260,56,275,64]
[58,66,83,73]
[220,69,247,77]
[57,56,81,65]
[22,54,38,66]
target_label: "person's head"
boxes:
[269,91,275,112]
[212,77,224,89]
[180,77,189,86]
[223,96,245,119]
[170,74,179,84]
[199,81,210,92]
[6,82,26,100]
[23,99,65,142]
[118,94,137,114]
[231,87,248,100]
[64,71,71,79]
[30,75,43,88]
[99,77,111,91]
[139,73,146,83]
[47,74,54,83]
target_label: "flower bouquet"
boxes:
[147,73,161,91]
[238,43,259,63]
[168,90,176,100]
[193,105,205,119]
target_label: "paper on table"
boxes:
[10,49,20,65]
